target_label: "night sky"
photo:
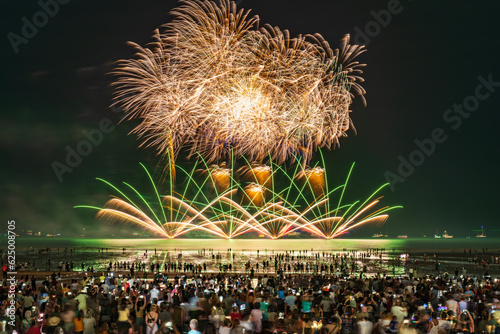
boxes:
[2,0,500,238]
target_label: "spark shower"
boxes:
[112,0,366,164]
[77,0,401,238]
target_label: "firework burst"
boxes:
[113,0,366,165]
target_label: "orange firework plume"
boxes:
[237,163,272,189]
[243,183,265,207]
[295,166,326,199]
[197,162,232,194]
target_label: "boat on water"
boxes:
[435,228,441,238]
[442,231,453,238]
[476,226,486,238]
[372,233,389,238]
[397,235,408,239]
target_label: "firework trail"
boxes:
[76,159,401,239]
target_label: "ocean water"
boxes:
[13,237,500,252]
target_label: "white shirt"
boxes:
[445,300,458,315]
[321,299,332,312]
[74,293,88,311]
[357,320,373,334]
[437,319,452,332]
[391,305,407,324]
[150,288,160,300]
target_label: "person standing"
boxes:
[250,302,263,334]
[357,316,373,334]
[150,286,160,302]
[427,312,439,334]
[146,305,159,334]
[340,307,355,334]
[391,300,407,324]
[321,296,332,319]
[74,290,88,313]
[444,294,459,316]
[284,291,296,309]
[21,311,32,334]
[158,303,172,326]
[26,320,41,334]
[135,296,147,333]
[22,292,35,317]
[73,310,85,334]
[83,309,96,334]
[61,304,75,334]
[117,301,131,333]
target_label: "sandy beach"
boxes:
[8,246,500,281]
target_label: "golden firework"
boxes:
[113,0,366,165]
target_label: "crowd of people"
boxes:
[1,266,500,334]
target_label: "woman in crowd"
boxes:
[145,304,159,334]
[340,307,355,334]
[117,301,131,333]
[74,310,85,334]
[453,309,474,333]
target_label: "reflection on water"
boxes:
[14,237,500,251]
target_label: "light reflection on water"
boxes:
[15,237,500,251]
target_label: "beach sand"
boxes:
[7,246,499,280]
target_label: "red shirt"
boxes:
[230,312,242,321]
[27,327,41,334]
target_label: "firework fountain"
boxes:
[76,156,401,239]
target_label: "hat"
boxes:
[48,316,61,327]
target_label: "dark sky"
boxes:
[2,0,499,238]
